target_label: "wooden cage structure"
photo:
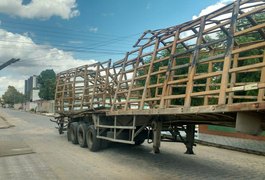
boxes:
[55,0,265,126]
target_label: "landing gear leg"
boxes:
[185,124,195,154]
[152,120,162,154]
[58,118,64,134]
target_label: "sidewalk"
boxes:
[197,133,265,155]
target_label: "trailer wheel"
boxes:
[86,125,101,152]
[134,128,148,145]
[70,122,78,144]
[77,123,88,148]
[134,137,146,145]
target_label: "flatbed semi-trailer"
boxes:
[54,0,265,154]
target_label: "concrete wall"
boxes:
[14,103,23,110]
[25,102,38,111]
[14,100,54,113]
[36,100,55,113]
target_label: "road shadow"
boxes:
[98,142,258,178]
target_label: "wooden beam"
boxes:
[234,23,265,37]
[228,53,239,104]
[160,29,180,108]
[232,41,265,54]
[125,47,143,110]
[140,39,160,109]
[111,53,129,111]
[258,49,265,101]
[219,0,240,105]
[184,16,206,107]
[204,51,214,105]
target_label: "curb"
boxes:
[196,139,265,156]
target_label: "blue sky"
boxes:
[0,0,233,95]
[0,0,219,61]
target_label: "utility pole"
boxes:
[0,58,20,71]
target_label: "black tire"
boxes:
[86,125,101,152]
[135,137,146,145]
[77,123,88,148]
[134,128,148,145]
[70,122,78,144]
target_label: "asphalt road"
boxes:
[0,108,265,180]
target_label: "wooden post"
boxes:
[184,16,206,107]
[204,61,213,105]
[103,60,111,107]
[258,49,265,101]
[72,68,78,110]
[228,53,239,104]
[54,76,60,111]
[166,57,177,107]
[140,39,160,109]
[125,48,143,110]
[91,64,99,109]
[81,65,88,110]
[159,29,180,108]
[111,53,129,111]
[218,0,240,105]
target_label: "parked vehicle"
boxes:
[53,0,265,154]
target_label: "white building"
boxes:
[24,75,40,101]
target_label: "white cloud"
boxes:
[0,28,96,95]
[0,0,79,19]
[192,0,234,20]
[68,40,83,44]
[0,76,25,95]
[89,27,98,33]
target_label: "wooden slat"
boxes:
[229,62,265,73]
[235,23,265,37]
[232,41,265,54]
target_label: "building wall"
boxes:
[24,80,28,95]
[32,75,37,88]
[23,102,38,111]
[32,89,40,101]
[24,75,40,101]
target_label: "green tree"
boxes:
[2,86,25,105]
[38,69,56,100]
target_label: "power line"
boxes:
[0,39,127,53]
[0,27,139,52]
[1,24,138,47]
[0,20,142,41]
